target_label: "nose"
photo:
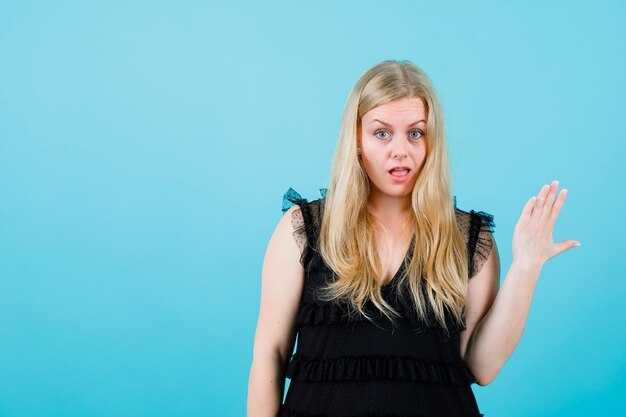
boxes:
[392,140,408,159]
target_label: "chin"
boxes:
[376,186,414,198]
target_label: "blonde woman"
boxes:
[247,60,579,417]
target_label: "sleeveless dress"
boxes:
[279,187,496,417]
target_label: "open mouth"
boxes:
[389,168,410,178]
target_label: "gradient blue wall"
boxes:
[0,0,624,416]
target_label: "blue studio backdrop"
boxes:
[0,1,624,416]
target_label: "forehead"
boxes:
[363,97,426,123]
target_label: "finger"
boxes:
[540,180,559,222]
[531,184,550,223]
[548,188,567,227]
[520,195,536,226]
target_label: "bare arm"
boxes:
[247,205,305,416]
[461,238,541,386]
[461,180,580,386]
[458,233,501,382]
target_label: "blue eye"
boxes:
[375,130,389,140]
[410,130,424,139]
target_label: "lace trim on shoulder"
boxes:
[281,187,327,266]
[454,205,495,279]
[468,210,495,279]
[285,353,477,385]
[282,187,328,213]
[290,209,307,266]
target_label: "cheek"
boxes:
[360,156,375,177]
[415,152,427,172]
[360,154,383,181]
[415,143,428,162]
[419,147,428,162]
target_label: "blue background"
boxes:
[1,0,624,416]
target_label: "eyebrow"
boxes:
[371,118,426,127]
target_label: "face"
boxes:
[358,97,428,201]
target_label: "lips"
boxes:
[389,167,411,174]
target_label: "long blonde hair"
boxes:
[316,60,469,334]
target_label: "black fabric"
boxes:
[279,188,495,417]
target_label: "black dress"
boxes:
[279,187,496,417]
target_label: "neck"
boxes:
[366,192,412,218]
[366,194,414,233]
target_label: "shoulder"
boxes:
[305,198,324,220]
[280,187,327,265]
[453,204,497,279]
[454,206,472,225]
[270,204,304,263]
[454,206,495,233]
[453,207,475,243]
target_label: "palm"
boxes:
[512,180,581,270]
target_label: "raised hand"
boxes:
[512,180,581,271]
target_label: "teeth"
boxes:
[391,169,409,176]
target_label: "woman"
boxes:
[247,60,580,416]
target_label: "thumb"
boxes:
[555,239,581,255]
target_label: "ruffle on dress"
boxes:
[279,404,484,417]
[285,353,477,385]
[295,298,464,334]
